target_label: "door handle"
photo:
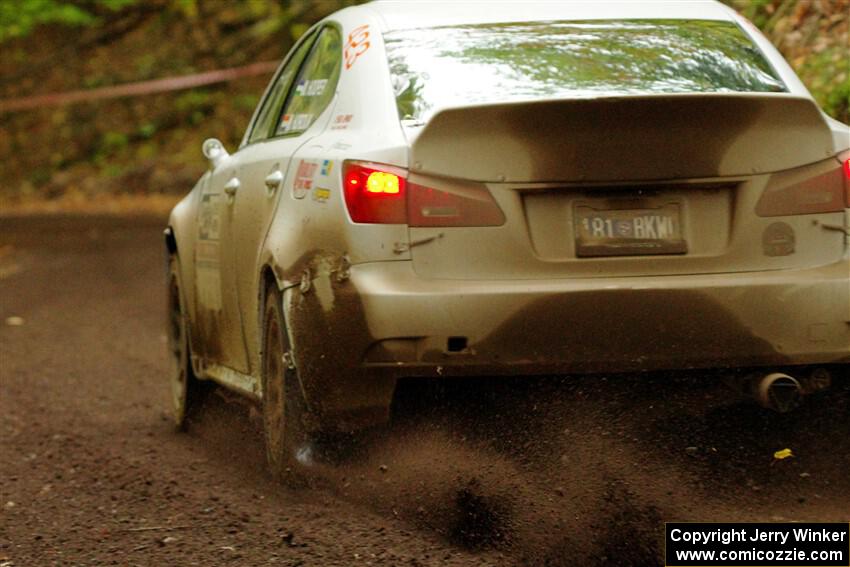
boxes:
[264,170,284,192]
[223,177,240,197]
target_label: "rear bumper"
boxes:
[351,259,850,375]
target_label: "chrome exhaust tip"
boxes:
[752,372,802,413]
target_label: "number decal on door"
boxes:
[344,25,370,70]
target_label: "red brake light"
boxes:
[842,152,850,207]
[342,161,505,226]
[364,171,401,194]
[343,162,406,224]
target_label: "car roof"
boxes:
[362,0,736,32]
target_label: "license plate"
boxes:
[574,203,687,257]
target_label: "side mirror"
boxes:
[202,138,229,169]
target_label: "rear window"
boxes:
[384,20,787,122]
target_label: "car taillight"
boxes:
[342,161,505,226]
[343,162,407,224]
[841,150,850,207]
[756,157,847,217]
[407,181,505,227]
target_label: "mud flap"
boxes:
[282,252,396,432]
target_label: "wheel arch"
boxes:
[258,264,280,340]
[258,265,316,419]
[257,262,296,371]
[166,187,203,367]
[164,226,178,256]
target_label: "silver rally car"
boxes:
[166,0,850,473]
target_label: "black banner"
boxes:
[666,523,849,567]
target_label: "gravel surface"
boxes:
[1,215,848,566]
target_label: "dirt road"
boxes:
[1,215,848,566]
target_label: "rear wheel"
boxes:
[262,284,310,478]
[168,256,206,429]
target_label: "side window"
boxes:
[247,32,317,144]
[275,26,342,136]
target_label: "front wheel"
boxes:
[168,256,207,429]
[262,284,310,478]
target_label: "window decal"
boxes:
[344,25,370,69]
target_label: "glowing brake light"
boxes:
[366,171,401,194]
[342,160,505,226]
[842,151,850,207]
[343,162,407,224]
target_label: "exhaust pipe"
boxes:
[752,372,802,413]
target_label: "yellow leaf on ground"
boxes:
[774,448,794,460]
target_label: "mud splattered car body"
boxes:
[166,1,850,451]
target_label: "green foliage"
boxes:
[725,0,777,27]
[721,0,849,123]
[0,0,844,204]
[289,22,310,40]
[100,130,128,152]
[0,0,136,42]
[174,90,211,113]
[137,122,157,139]
[98,0,135,9]
[798,46,850,123]
[234,93,260,112]
[0,0,94,41]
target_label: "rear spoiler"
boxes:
[408,94,835,183]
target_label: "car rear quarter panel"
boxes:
[260,8,411,287]
[246,10,412,409]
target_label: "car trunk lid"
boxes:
[405,94,845,280]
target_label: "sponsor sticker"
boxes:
[293,113,313,131]
[295,78,328,97]
[195,194,222,308]
[306,79,327,96]
[280,113,292,131]
[196,240,219,264]
[198,193,221,241]
[344,25,370,69]
[280,113,313,133]
[293,160,317,199]
[320,159,333,176]
[312,187,331,203]
[331,113,353,130]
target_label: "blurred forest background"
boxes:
[0,0,847,211]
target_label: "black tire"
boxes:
[168,256,207,430]
[261,283,310,478]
